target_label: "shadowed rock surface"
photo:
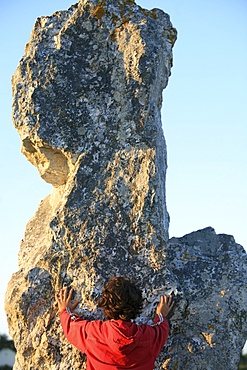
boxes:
[165,227,247,369]
[5,0,247,369]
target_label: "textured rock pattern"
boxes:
[6,1,177,369]
[5,0,247,369]
[165,227,247,370]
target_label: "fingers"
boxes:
[164,294,173,303]
[159,295,164,305]
[55,287,72,303]
[56,287,80,303]
[158,294,173,306]
[166,295,174,314]
[55,286,81,313]
[166,294,174,307]
[67,288,73,302]
[161,294,174,313]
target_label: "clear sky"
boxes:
[0,0,246,351]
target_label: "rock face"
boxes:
[5,0,247,369]
[6,1,176,369]
[166,227,247,369]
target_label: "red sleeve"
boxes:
[59,308,90,353]
[151,313,170,358]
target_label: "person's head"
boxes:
[97,277,144,321]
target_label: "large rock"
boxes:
[6,1,177,369]
[165,227,247,369]
[5,0,247,369]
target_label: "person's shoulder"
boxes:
[87,319,107,329]
[84,319,113,338]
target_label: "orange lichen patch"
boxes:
[140,8,157,19]
[122,0,135,4]
[220,290,226,297]
[167,26,177,46]
[110,32,117,42]
[93,5,105,19]
[208,324,215,330]
[201,332,214,347]
[151,9,157,19]
[162,358,172,369]
[187,343,193,353]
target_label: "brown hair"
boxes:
[97,277,144,321]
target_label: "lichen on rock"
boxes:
[5,0,247,369]
[165,227,247,369]
[6,1,176,368]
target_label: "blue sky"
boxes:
[0,0,246,351]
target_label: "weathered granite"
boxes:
[5,0,247,369]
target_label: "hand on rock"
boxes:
[156,294,174,317]
[55,286,81,313]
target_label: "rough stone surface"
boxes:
[5,0,247,369]
[6,1,176,369]
[165,227,247,369]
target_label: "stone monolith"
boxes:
[5,0,247,369]
[6,1,177,368]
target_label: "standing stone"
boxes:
[5,0,247,369]
[6,1,177,369]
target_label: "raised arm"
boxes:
[55,287,89,353]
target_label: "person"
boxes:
[56,276,174,370]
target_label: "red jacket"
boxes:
[60,308,169,370]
